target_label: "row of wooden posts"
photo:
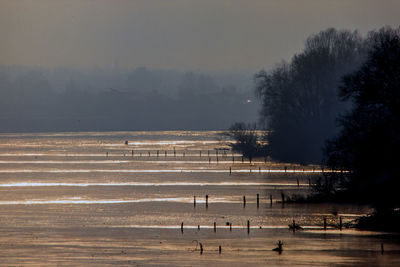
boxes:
[182,216,344,235]
[120,148,234,158]
[180,220,251,234]
[194,192,310,209]
[106,150,333,173]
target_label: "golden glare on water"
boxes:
[0,131,398,266]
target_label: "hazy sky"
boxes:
[1,0,399,72]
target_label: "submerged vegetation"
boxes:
[223,122,267,161]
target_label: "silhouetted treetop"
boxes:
[256,28,365,164]
[325,26,400,208]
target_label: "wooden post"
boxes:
[148,151,150,157]
[247,220,250,234]
[200,243,203,254]
[209,157,211,164]
[174,147,176,157]
[241,156,244,163]
[339,216,342,231]
[281,192,285,204]
[207,150,210,156]
[157,150,159,157]
[259,167,261,174]
[206,195,208,208]
[198,225,200,230]
[232,156,235,163]
[219,245,222,254]
[131,150,134,157]
[140,152,142,157]
[181,222,183,233]
[229,223,232,231]
[284,166,287,172]
[216,156,219,164]
[270,195,273,206]
[323,217,327,230]
[165,151,167,157]
[194,196,196,207]
[229,167,232,174]
[214,222,216,232]
[256,194,259,208]
[106,152,108,157]
[183,151,185,157]
[243,196,246,207]
[249,158,252,164]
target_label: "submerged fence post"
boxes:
[181,222,184,233]
[214,222,216,232]
[232,156,235,164]
[219,245,222,254]
[257,194,259,208]
[229,223,232,231]
[229,167,232,174]
[281,192,285,204]
[297,178,300,187]
[323,217,327,230]
[339,216,342,231]
[206,195,208,208]
[247,220,250,234]
[243,196,246,207]
[194,196,196,207]
[270,195,273,206]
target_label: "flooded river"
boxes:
[0,131,399,266]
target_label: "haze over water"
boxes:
[0,131,398,266]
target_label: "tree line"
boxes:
[228,26,400,218]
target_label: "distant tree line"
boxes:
[0,67,256,132]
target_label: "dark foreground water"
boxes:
[0,131,399,266]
